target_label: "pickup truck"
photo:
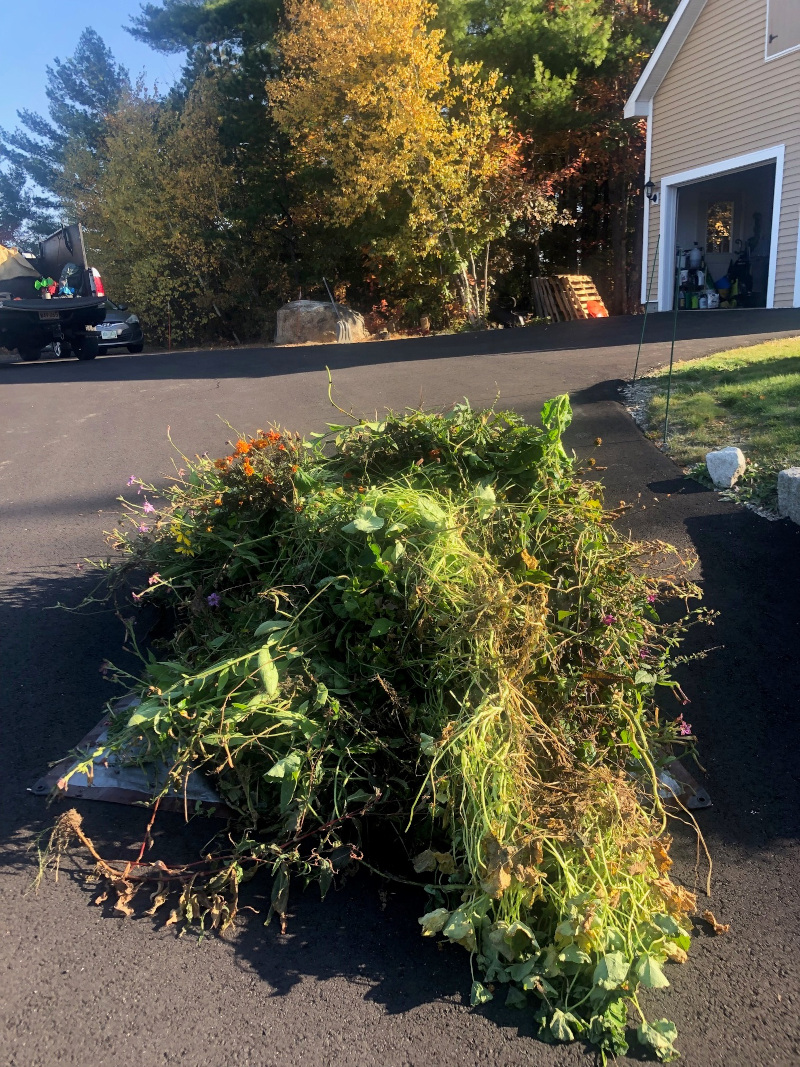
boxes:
[0,224,106,361]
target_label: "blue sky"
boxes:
[0,1,183,135]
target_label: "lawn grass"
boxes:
[643,336,800,506]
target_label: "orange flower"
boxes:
[235,439,250,455]
[264,475,274,485]
[214,496,223,506]
[266,430,281,443]
[213,458,228,470]
[278,444,286,451]
[243,460,254,476]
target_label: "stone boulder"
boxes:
[777,467,800,524]
[705,446,746,488]
[275,300,367,345]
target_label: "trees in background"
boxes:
[2,0,677,342]
[0,28,130,240]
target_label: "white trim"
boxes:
[657,145,785,311]
[765,0,800,61]
[793,214,800,307]
[624,0,707,118]
[641,102,653,304]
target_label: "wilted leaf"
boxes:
[470,980,493,1006]
[412,849,438,873]
[702,909,730,935]
[418,908,449,936]
[637,1019,679,1062]
[550,1009,575,1042]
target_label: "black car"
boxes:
[94,300,144,353]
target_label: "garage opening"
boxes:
[674,161,776,309]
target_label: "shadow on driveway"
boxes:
[2,308,800,386]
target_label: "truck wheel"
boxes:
[52,340,72,359]
[18,345,42,361]
[75,335,99,361]
[127,344,144,354]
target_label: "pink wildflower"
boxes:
[127,475,137,486]
[148,572,161,585]
[138,523,149,534]
[142,500,156,514]
[676,716,692,736]
[602,614,616,626]
[647,593,657,604]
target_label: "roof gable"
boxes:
[624,0,709,117]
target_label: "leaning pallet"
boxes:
[557,275,608,318]
[531,275,609,321]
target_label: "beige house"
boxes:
[625,0,800,310]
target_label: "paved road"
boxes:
[2,311,800,1066]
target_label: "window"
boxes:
[766,0,800,59]
[707,201,734,254]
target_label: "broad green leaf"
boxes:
[254,619,291,638]
[593,951,629,990]
[636,955,670,989]
[651,912,682,938]
[127,700,161,728]
[265,751,302,780]
[505,920,538,956]
[382,540,405,564]
[342,506,384,534]
[505,985,527,1009]
[418,908,449,936]
[368,618,394,637]
[558,942,591,965]
[416,496,447,529]
[470,980,493,1006]
[258,646,279,696]
[635,669,657,686]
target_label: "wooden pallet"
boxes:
[556,275,608,319]
[531,275,608,321]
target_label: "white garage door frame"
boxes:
[657,145,785,310]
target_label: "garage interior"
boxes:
[673,161,776,309]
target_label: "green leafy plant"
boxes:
[54,397,707,1063]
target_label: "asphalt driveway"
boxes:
[2,310,800,1066]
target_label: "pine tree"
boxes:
[0,28,129,214]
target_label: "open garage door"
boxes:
[657,147,784,311]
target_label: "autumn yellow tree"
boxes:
[271,0,516,321]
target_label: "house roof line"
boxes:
[623,0,709,119]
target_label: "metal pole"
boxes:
[663,245,682,447]
[633,233,660,382]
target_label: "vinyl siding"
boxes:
[645,0,800,307]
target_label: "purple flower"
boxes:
[127,475,137,486]
[647,593,657,604]
[148,572,161,585]
[142,500,156,514]
[207,592,221,607]
[138,523,149,534]
[602,614,616,626]
[676,716,692,736]
[639,648,649,658]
